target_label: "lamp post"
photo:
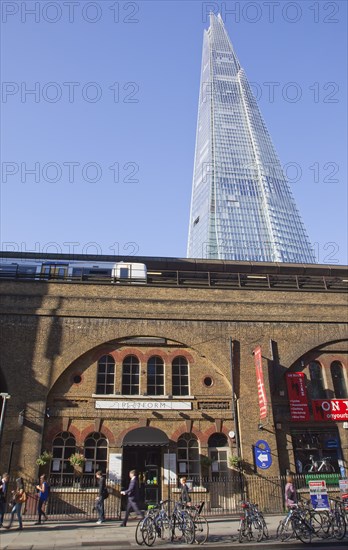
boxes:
[0,393,11,456]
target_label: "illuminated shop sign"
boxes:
[312,399,348,422]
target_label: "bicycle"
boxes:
[276,501,323,544]
[186,501,209,544]
[238,501,263,543]
[135,500,173,547]
[320,498,346,540]
[303,455,335,473]
[170,501,195,544]
[250,502,269,539]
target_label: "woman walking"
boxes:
[5,477,26,530]
[34,474,49,525]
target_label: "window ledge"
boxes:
[92,394,194,400]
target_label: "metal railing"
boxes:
[2,473,343,522]
[1,267,347,292]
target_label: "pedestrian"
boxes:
[284,473,297,509]
[0,473,9,527]
[179,476,191,506]
[34,474,49,525]
[5,477,26,530]
[120,469,144,526]
[95,470,107,524]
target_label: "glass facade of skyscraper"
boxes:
[187,14,315,263]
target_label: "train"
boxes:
[0,257,147,283]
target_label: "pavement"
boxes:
[0,515,347,550]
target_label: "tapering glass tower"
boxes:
[187,14,315,263]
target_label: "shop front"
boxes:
[121,427,170,507]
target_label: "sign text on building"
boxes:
[254,346,268,419]
[95,400,192,410]
[286,372,310,421]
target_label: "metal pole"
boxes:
[229,338,241,457]
[7,441,15,474]
[0,393,11,455]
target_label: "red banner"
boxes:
[312,399,348,421]
[254,346,267,419]
[286,372,310,421]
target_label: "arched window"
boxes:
[122,355,140,395]
[208,433,229,479]
[84,432,108,476]
[147,356,164,395]
[331,361,347,398]
[51,431,76,483]
[309,361,326,399]
[96,355,115,395]
[177,433,199,480]
[172,356,189,396]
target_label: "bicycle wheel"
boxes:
[308,511,323,536]
[156,515,171,541]
[317,511,331,539]
[135,519,145,546]
[181,516,195,544]
[259,514,269,539]
[142,517,157,547]
[303,464,313,473]
[322,464,335,473]
[251,519,264,542]
[332,511,346,540]
[194,516,209,544]
[276,519,294,541]
[292,515,313,544]
[238,519,246,543]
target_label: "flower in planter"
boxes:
[36,451,53,466]
[69,452,86,467]
[229,454,240,469]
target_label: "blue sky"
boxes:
[1,0,347,264]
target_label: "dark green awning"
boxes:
[122,427,169,447]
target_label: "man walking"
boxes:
[120,470,144,526]
[0,473,9,527]
[95,470,107,524]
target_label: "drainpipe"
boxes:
[229,338,241,457]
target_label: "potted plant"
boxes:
[36,450,53,475]
[229,454,240,470]
[69,452,85,475]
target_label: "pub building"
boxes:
[0,252,347,507]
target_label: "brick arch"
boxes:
[114,348,146,363]
[170,426,204,443]
[204,426,230,446]
[45,422,81,447]
[80,424,115,446]
[167,350,195,364]
[143,349,168,362]
[287,338,348,370]
[49,329,226,391]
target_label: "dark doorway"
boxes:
[122,446,162,509]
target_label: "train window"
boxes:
[120,267,129,278]
[18,265,37,275]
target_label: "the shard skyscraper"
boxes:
[187,14,315,263]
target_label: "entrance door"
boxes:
[122,447,162,508]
